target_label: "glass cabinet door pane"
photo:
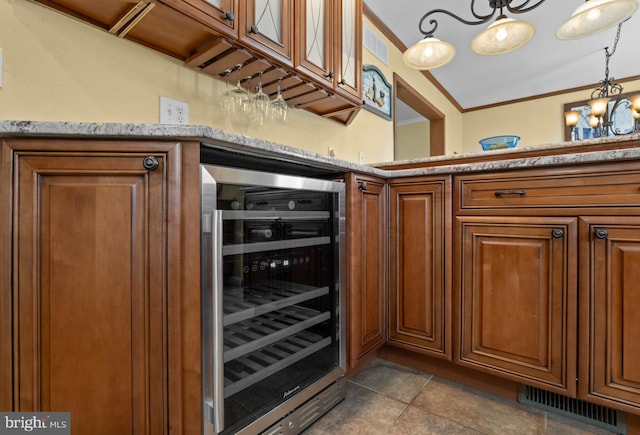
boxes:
[205,0,222,7]
[306,0,326,69]
[341,0,356,88]
[254,0,283,45]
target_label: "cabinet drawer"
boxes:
[457,163,640,210]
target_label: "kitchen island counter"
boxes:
[1,120,640,176]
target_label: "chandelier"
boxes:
[564,21,640,139]
[403,0,639,70]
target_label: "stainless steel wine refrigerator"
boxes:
[201,163,346,435]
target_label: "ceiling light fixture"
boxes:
[403,0,639,70]
[564,21,639,138]
[556,0,638,39]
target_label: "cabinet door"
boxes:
[295,0,334,87]
[334,0,362,102]
[162,0,237,37]
[9,144,173,434]
[240,0,294,65]
[346,174,386,371]
[388,177,451,359]
[457,217,577,396]
[580,217,640,412]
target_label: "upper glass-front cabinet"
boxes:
[336,0,361,101]
[294,0,361,101]
[163,0,238,37]
[295,0,334,86]
[241,0,294,65]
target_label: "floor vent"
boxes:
[518,385,626,434]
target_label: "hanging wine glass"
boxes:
[270,78,288,123]
[227,74,250,119]
[252,72,271,126]
[217,67,235,116]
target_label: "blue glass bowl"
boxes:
[479,135,520,151]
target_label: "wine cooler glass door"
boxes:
[202,165,344,435]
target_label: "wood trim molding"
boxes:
[394,73,445,156]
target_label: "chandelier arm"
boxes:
[470,0,498,20]
[505,0,548,14]
[418,6,498,37]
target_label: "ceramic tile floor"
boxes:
[304,358,619,435]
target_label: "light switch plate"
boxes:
[159,96,189,124]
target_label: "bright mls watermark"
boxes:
[0,413,70,434]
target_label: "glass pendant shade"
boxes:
[556,0,639,40]
[471,17,535,56]
[631,94,640,111]
[589,114,600,128]
[403,37,456,70]
[590,97,611,116]
[564,110,581,127]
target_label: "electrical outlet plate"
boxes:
[159,96,189,124]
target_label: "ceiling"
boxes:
[363,0,640,111]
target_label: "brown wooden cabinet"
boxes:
[456,216,578,395]
[387,176,451,360]
[346,173,386,372]
[579,217,640,413]
[240,0,294,66]
[294,0,362,103]
[30,0,363,124]
[0,139,201,434]
[334,0,362,103]
[454,160,640,412]
[160,0,238,38]
[295,0,334,87]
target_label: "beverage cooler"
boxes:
[201,163,346,435]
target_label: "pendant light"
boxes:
[556,0,639,40]
[403,37,456,70]
[471,16,535,56]
[403,0,639,70]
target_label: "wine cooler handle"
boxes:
[212,210,225,433]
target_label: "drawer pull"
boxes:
[552,228,564,238]
[594,228,609,239]
[494,190,526,197]
[359,182,368,191]
[143,156,159,171]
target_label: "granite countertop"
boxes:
[2,121,640,178]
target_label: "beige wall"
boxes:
[0,1,461,164]
[396,120,430,160]
[2,1,637,162]
[462,80,640,154]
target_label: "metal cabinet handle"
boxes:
[224,11,234,21]
[552,228,564,238]
[250,25,258,34]
[359,182,368,191]
[339,79,346,85]
[494,190,525,197]
[325,72,335,79]
[594,228,609,239]
[143,156,159,171]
